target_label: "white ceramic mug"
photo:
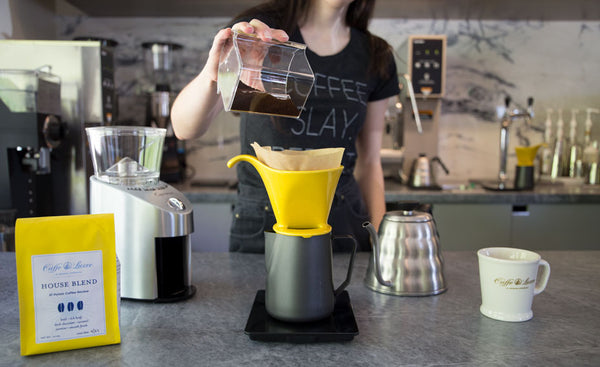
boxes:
[477,247,551,322]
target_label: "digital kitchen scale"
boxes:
[244,290,359,343]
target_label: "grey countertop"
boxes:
[176,179,600,205]
[1,251,599,366]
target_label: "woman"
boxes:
[171,0,399,252]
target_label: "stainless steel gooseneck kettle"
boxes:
[363,202,447,296]
[408,154,449,189]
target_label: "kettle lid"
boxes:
[384,202,432,223]
[384,210,432,223]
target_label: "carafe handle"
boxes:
[363,222,393,287]
[332,234,357,297]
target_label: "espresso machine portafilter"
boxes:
[87,126,195,302]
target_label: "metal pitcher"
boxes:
[363,203,447,296]
[408,154,449,189]
[264,231,357,322]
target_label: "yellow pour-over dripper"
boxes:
[227,154,343,237]
[515,143,547,167]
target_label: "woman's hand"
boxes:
[203,28,233,83]
[227,20,290,90]
[171,20,289,140]
[232,19,289,43]
[203,19,289,84]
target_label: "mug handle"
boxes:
[332,234,357,297]
[534,259,551,295]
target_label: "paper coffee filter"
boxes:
[251,142,344,171]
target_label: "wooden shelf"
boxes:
[62,0,600,20]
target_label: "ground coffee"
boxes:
[230,81,300,117]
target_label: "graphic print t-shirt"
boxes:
[237,25,400,190]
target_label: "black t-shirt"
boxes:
[236,26,400,189]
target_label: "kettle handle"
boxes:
[431,157,450,175]
[362,222,393,287]
[332,234,357,297]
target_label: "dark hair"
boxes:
[232,0,393,78]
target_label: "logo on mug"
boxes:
[494,277,535,289]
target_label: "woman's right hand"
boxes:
[203,19,289,83]
[232,19,289,43]
[171,20,289,140]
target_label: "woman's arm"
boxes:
[170,19,288,140]
[170,28,230,140]
[354,97,390,231]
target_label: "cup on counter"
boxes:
[477,247,551,322]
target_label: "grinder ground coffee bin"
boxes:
[86,126,195,302]
[228,154,360,342]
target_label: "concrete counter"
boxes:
[1,251,599,366]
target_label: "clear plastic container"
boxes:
[218,31,314,118]
[86,126,166,186]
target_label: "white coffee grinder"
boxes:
[86,126,195,302]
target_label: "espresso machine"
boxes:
[142,41,186,183]
[0,69,68,221]
[382,35,447,180]
[0,39,119,216]
[87,126,195,302]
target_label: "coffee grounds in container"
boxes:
[230,81,300,117]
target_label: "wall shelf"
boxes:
[62,0,600,20]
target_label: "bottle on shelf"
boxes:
[582,108,600,184]
[566,109,583,178]
[550,108,566,179]
[540,108,554,176]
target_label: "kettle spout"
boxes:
[362,222,393,287]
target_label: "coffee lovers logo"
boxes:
[42,260,93,274]
[494,277,535,290]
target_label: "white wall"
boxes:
[5,1,599,184]
[54,16,600,183]
[1,0,56,40]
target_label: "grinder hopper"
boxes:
[86,126,165,186]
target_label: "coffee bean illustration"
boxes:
[67,302,74,312]
[77,301,84,310]
[58,303,65,312]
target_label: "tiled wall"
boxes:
[58,16,600,183]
